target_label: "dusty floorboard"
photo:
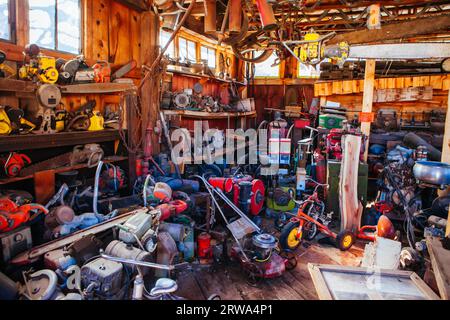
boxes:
[177,239,365,300]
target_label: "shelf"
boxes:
[0,155,128,185]
[0,130,122,153]
[167,67,245,86]
[0,78,136,94]
[59,82,136,94]
[162,110,256,120]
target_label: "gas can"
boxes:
[197,232,212,259]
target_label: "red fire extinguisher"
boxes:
[197,232,212,259]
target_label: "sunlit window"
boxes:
[0,0,11,41]
[29,0,81,54]
[201,46,216,68]
[298,62,321,78]
[159,30,175,58]
[178,37,196,62]
[254,52,280,78]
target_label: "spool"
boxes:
[209,177,233,193]
[153,182,172,201]
[45,206,75,229]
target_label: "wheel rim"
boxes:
[304,222,317,240]
[342,235,353,248]
[287,228,301,248]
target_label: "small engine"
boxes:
[81,258,124,299]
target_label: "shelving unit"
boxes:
[0,78,136,94]
[166,67,245,86]
[0,155,128,186]
[0,79,136,203]
[162,109,256,120]
[0,130,122,153]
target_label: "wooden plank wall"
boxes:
[0,0,154,114]
[315,75,450,121]
[249,84,315,123]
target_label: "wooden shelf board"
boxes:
[0,78,136,94]
[0,130,122,153]
[162,110,256,120]
[167,67,245,86]
[0,155,128,185]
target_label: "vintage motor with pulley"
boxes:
[231,233,293,285]
[35,84,62,134]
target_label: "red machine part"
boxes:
[157,200,188,221]
[2,152,31,177]
[0,198,48,233]
[232,179,265,216]
[197,232,212,259]
[250,180,265,216]
[92,61,111,83]
[209,177,234,193]
[326,128,366,161]
[357,215,396,242]
[375,201,394,215]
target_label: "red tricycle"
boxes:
[279,181,356,251]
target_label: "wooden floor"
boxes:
[176,239,365,300]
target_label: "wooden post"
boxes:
[442,90,450,237]
[361,59,376,162]
[340,135,364,232]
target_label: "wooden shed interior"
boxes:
[1,0,450,302]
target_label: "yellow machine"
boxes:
[0,51,16,78]
[297,30,349,66]
[299,32,322,65]
[0,107,12,135]
[19,48,59,84]
[88,112,105,131]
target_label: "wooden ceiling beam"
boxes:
[328,13,450,45]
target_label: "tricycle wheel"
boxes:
[336,230,355,251]
[280,221,301,251]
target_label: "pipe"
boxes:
[229,0,242,34]
[255,0,277,31]
[204,0,217,34]
[93,161,104,215]
[403,132,442,161]
[100,251,181,271]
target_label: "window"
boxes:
[29,0,81,54]
[159,30,175,58]
[201,46,216,68]
[0,0,11,41]
[178,37,196,62]
[298,62,321,78]
[254,52,280,78]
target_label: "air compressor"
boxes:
[208,175,265,216]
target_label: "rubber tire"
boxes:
[304,221,319,241]
[280,221,301,251]
[336,230,355,251]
